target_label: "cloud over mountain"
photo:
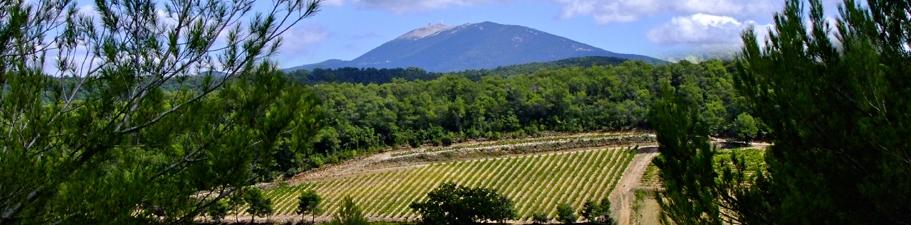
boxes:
[553,0,782,24]
[327,0,501,13]
[648,14,750,46]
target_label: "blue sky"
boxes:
[275,0,841,67]
[75,0,844,68]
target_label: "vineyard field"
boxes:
[261,147,636,221]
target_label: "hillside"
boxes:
[284,56,630,84]
[289,22,663,72]
[241,132,658,223]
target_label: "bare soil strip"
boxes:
[608,147,659,225]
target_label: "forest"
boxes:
[294,60,759,172]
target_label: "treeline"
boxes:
[284,56,628,84]
[287,67,439,84]
[300,60,760,168]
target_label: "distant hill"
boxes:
[287,21,663,72]
[286,56,632,84]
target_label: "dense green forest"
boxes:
[288,67,438,84]
[297,60,758,170]
[284,56,629,84]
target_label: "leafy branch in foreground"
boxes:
[653,0,911,224]
[0,0,323,224]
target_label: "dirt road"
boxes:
[609,147,659,225]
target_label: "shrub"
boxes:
[243,188,274,223]
[556,203,577,224]
[733,113,758,143]
[297,190,322,224]
[410,182,516,225]
[328,196,368,225]
[206,200,230,223]
[532,212,550,224]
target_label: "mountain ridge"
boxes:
[287,21,663,72]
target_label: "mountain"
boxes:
[288,21,663,72]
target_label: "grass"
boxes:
[260,147,636,221]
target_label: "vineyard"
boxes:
[261,147,637,221]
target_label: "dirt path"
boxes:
[609,147,659,225]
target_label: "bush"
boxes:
[556,203,577,224]
[532,212,550,224]
[328,196,368,225]
[297,190,322,224]
[581,200,598,223]
[732,113,758,143]
[243,187,274,223]
[410,182,516,225]
[206,200,230,223]
[579,198,615,224]
[596,198,615,225]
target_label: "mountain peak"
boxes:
[293,21,662,72]
[398,23,453,40]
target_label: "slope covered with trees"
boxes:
[301,60,755,170]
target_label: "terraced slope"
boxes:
[261,147,636,221]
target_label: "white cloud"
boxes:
[556,0,661,23]
[554,0,782,24]
[648,13,746,45]
[323,0,346,6]
[647,13,773,52]
[327,0,501,13]
[280,25,329,53]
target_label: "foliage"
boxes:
[532,212,550,224]
[582,198,615,225]
[650,79,725,225]
[581,201,598,223]
[735,0,910,223]
[410,182,516,225]
[0,0,323,224]
[297,189,323,223]
[328,197,369,225]
[244,187,274,223]
[302,60,751,169]
[206,200,230,223]
[653,0,911,224]
[555,203,577,224]
[288,67,436,84]
[732,113,758,143]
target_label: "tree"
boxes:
[581,201,599,223]
[653,0,911,224]
[596,198,615,225]
[410,182,516,225]
[328,196,368,225]
[0,0,323,224]
[228,191,247,223]
[732,113,758,143]
[244,188,274,223]
[733,0,911,223]
[206,200,230,224]
[532,212,550,225]
[297,190,323,224]
[650,79,723,225]
[556,203,577,224]
[581,198,615,225]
